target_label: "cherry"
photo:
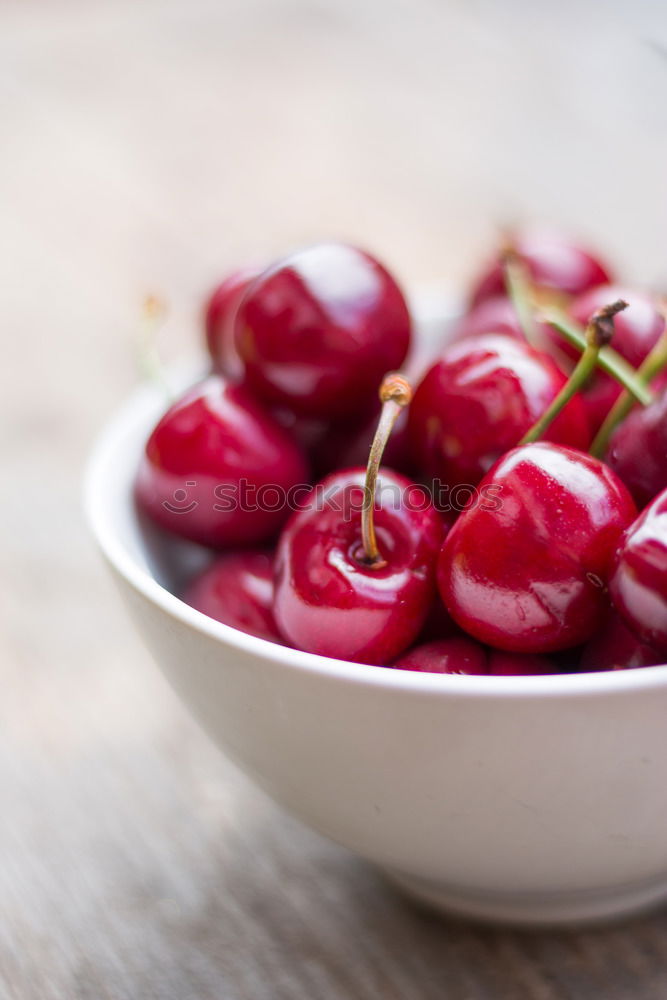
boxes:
[610,488,667,654]
[393,638,488,674]
[569,286,665,368]
[455,295,523,341]
[455,295,552,348]
[392,638,553,675]
[135,375,309,548]
[488,651,555,676]
[562,286,667,433]
[273,375,443,665]
[235,243,411,420]
[417,593,461,643]
[579,611,663,672]
[408,333,589,489]
[182,550,284,644]
[204,268,258,378]
[269,406,331,459]
[269,404,411,488]
[605,388,667,508]
[274,469,442,664]
[437,442,637,653]
[312,403,413,479]
[469,229,612,308]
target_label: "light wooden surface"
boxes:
[3,1,667,996]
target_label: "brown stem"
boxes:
[540,306,653,406]
[520,300,628,446]
[361,373,412,567]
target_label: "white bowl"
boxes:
[84,294,667,927]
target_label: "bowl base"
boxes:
[385,869,667,928]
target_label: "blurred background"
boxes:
[2,1,667,996]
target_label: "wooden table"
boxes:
[3,1,667,995]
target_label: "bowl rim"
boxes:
[83,298,667,701]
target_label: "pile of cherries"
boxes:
[134,234,667,675]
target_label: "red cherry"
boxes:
[135,375,309,548]
[274,468,442,664]
[269,406,331,458]
[469,230,612,307]
[313,404,413,479]
[570,286,665,368]
[564,286,666,433]
[455,295,524,341]
[606,388,667,508]
[417,593,461,643]
[235,243,411,420]
[182,550,284,643]
[408,334,590,488]
[455,295,552,348]
[274,374,443,665]
[579,611,663,672]
[487,651,555,676]
[437,443,637,653]
[393,639,554,675]
[270,402,393,481]
[610,489,667,654]
[393,638,488,674]
[204,268,258,378]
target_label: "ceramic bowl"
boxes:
[84,294,667,927]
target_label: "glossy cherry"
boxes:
[408,333,590,489]
[437,443,637,653]
[488,651,555,675]
[454,295,553,349]
[416,594,461,643]
[610,489,667,654]
[579,611,663,672]
[204,267,258,378]
[235,243,411,420]
[392,639,553,675]
[469,229,612,307]
[182,550,283,643]
[564,285,666,433]
[274,469,442,664]
[313,404,413,480]
[569,286,665,367]
[274,374,442,664]
[393,638,488,674]
[135,375,309,548]
[606,388,667,508]
[269,406,331,460]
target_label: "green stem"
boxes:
[590,329,667,458]
[521,300,628,446]
[539,307,654,407]
[502,251,541,348]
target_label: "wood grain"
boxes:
[2,1,667,996]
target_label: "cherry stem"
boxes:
[137,295,173,402]
[520,300,628,446]
[590,325,667,457]
[539,306,654,407]
[502,248,541,348]
[361,373,412,567]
